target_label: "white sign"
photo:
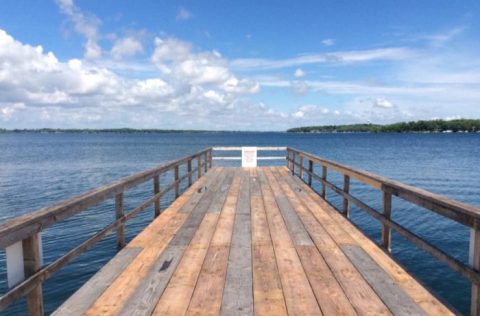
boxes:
[6,241,25,288]
[242,147,257,167]
[5,233,43,288]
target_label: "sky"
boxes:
[0,0,479,130]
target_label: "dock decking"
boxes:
[54,166,452,315]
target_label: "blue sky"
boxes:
[0,0,479,130]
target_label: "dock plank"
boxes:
[272,167,390,315]
[53,247,142,316]
[258,168,322,316]
[85,169,223,316]
[186,169,242,316]
[342,244,427,316]
[283,167,454,315]
[119,169,234,316]
[266,167,357,316]
[58,166,453,316]
[250,168,288,316]
[151,212,219,316]
[221,170,253,316]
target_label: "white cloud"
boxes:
[151,37,259,92]
[294,68,305,78]
[55,0,102,59]
[373,98,393,109]
[111,37,143,60]
[176,7,192,21]
[231,47,414,70]
[0,28,268,129]
[322,38,335,46]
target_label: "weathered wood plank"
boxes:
[274,168,390,315]
[382,191,392,251]
[250,168,288,316]
[258,168,322,316]
[128,167,221,248]
[343,174,350,217]
[285,167,453,315]
[119,169,233,316]
[471,221,480,316]
[221,169,253,316]
[85,169,223,316]
[115,193,125,249]
[264,168,313,246]
[53,247,142,316]
[270,167,357,316]
[342,244,426,316]
[153,175,161,217]
[22,234,43,316]
[186,169,242,316]
[152,212,220,316]
[186,246,230,316]
[208,170,235,213]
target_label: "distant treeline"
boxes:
[287,119,480,133]
[0,128,219,134]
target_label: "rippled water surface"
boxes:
[1,132,479,314]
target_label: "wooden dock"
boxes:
[54,166,450,315]
[1,147,480,315]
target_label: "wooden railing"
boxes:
[0,148,213,315]
[286,147,480,316]
[212,146,286,165]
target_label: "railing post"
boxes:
[470,219,480,316]
[381,191,392,252]
[115,193,125,249]
[321,166,327,198]
[292,151,296,175]
[174,165,180,198]
[343,175,350,217]
[286,149,290,168]
[23,234,43,316]
[153,175,161,217]
[197,155,202,179]
[204,152,208,174]
[208,148,213,169]
[299,155,304,179]
[308,160,313,186]
[187,159,192,187]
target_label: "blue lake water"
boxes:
[0,132,479,315]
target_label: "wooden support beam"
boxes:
[286,149,290,168]
[471,220,480,316]
[115,193,125,249]
[187,160,192,187]
[153,176,160,218]
[343,175,350,217]
[197,155,202,178]
[292,152,296,175]
[204,152,208,173]
[175,165,180,199]
[382,191,392,252]
[208,149,213,169]
[308,160,313,186]
[299,155,304,179]
[321,166,327,198]
[22,234,43,316]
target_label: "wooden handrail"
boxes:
[0,148,211,249]
[286,147,480,315]
[287,147,480,227]
[0,147,213,314]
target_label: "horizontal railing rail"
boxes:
[212,146,286,162]
[0,148,213,315]
[286,147,480,315]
